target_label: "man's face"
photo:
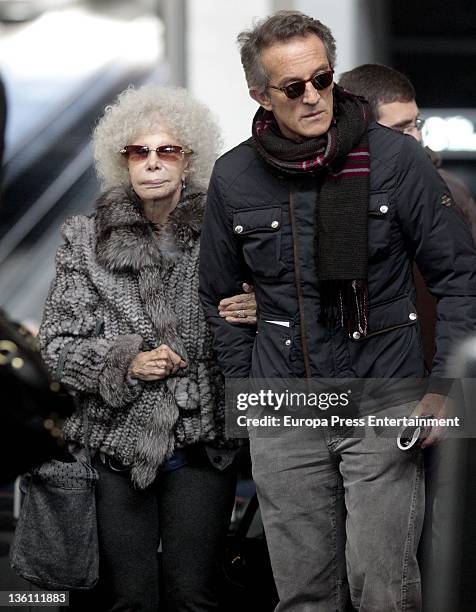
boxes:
[251,34,334,142]
[377,100,423,143]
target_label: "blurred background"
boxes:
[0,0,475,329]
[0,2,475,609]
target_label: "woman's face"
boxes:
[125,130,189,206]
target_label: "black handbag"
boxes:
[9,416,99,590]
[221,493,279,612]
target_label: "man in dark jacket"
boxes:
[199,10,476,611]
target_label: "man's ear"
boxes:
[250,88,273,111]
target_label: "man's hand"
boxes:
[218,282,257,325]
[128,344,187,381]
[410,392,448,448]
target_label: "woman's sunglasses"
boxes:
[267,69,334,100]
[120,145,193,163]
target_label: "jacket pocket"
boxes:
[233,207,286,278]
[251,317,293,378]
[348,294,425,377]
[352,294,419,341]
[368,192,391,262]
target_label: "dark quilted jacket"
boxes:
[199,123,476,398]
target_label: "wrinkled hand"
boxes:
[218,283,257,325]
[410,392,448,448]
[128,344,187,381]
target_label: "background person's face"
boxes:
[377,100,422,143]
[252,34,334,142]
[127,130,188,206]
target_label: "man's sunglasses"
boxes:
[120,145,193,163]
[267,69,334,100]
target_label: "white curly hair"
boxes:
[93,84,222,190]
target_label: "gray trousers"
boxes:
[249,404,425,612]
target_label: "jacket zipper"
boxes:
[289,187,312,378]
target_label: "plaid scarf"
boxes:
[252,85,370,337]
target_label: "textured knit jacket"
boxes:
[39,187,229,489]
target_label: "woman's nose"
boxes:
[145,151,163,170]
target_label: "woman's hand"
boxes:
[218,282,257,324]
[128,345,187,381]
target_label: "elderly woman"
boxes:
[38,85,256,612]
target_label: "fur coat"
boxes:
[38,186,230,489]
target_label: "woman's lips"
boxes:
[142,180,167,186]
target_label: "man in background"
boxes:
[339,63,476,368]
[339,64,476,243]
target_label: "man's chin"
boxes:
[297,118,332,140]
[302,118,331,138]
[294,127,329,140]
[279,117,332,142]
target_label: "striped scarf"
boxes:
[252,85,370,337]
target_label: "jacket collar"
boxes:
[95,186,205,272]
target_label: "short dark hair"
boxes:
[338,64,416,121]
[237,10,337,94]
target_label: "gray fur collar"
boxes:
[95,186,206,272]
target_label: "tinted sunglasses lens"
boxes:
[283,81,306,99]
[312,71,333,90]
[157,146,183,161]
[124,146,149,162]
